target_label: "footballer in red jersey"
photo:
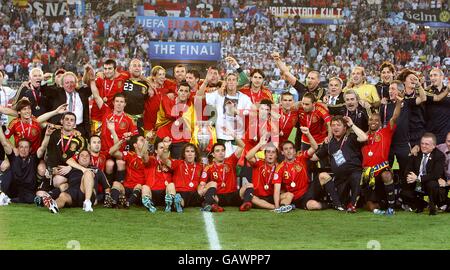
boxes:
[361,94,403,212]
[91,81,138,188]
[296,92,332,149]
[143,66,177,134]
[109,134,150,208]
[277,92,299,144]
[157,143,204,212]
[141,139,173,213]
[91,59,129,134]
[155,82,194,159]
[239,70,273,104]
[245,136,279,210]
[273,127,322,212]
[199,141,255,212]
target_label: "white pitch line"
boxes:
[202,212,222,250]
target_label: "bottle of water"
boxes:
[373,209,385,215]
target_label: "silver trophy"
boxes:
[197,121,211,165]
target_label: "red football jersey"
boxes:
[90,152,107,172]
[273,150,311,200]
[121,151,148,189]
[240,86,273,104]
[144,156,172,191]
[155,95,193,143]
[143,79,177,131]
[6,117,42,154]
[170,160,203,192]
[92,73,129,121]
[298,103,331,144]
[243,117,279,153]
[251,160,276,198]
[278,109,299,144]
[200,154,239,194]
[99,104,138,153]
[362,124,396,169]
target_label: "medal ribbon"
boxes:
[61,133,75,156]
[184,161,197,187]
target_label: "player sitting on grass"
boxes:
[245,135,278,210]
[273,127,319,213]
[109,129,150,209]
[0,124,53,204]
[199,140,254,212]
[157,142,205,213]
[40,149,110,213]
[141,138,173,213]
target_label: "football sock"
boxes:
[127,189,141,205]
[204,187,217,205]
[111,188,120,203]
[243,188,254,202]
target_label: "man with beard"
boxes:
[376,61,396,103]
[336,90,371,132]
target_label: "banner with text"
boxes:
[387,10,450,28]
[136,16,234,34]
[148,42,221,61]
[267,6,344,24]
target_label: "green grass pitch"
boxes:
[1,204,450,250]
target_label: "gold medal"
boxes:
[62,153,67,159]
[264,184,269,190]
[103,97,108,102]
[368,151,373,157]
[165,181,168,186]
[221,182,226,188]
[280,131,284,137]
[175,120,180,126]
[35,105,40,110]
[189,182,194,188]
[290,182,296,188]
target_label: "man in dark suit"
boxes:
[401,133,446,215]
[41,71,92,138]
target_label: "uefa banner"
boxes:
[136,16,234,34]
[148,42,221,61]
[267,6,344,24]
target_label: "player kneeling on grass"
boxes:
[273,127,320,213]
[0,124,53,204]
[141,139,173,213]
[109,134,149,209]
[158,142,205,212]
[199,141,253,212]
[40,149,107,213]
[244,136,279,210]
